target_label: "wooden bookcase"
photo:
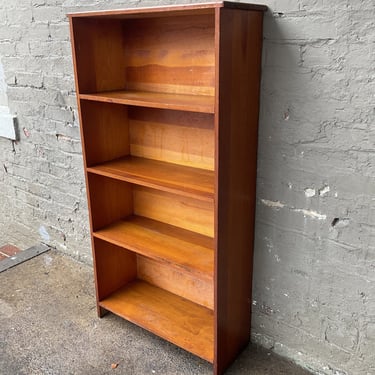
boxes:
[69,2,266,374]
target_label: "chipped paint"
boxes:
[293,208,327,220]
[319,185,330,196]
[261,199,326,220]
[261,199,285,209]
[305,188,316,198]
[38,225,50,242]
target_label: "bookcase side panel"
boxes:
[87,174,134,231]
[94,238,137,301]
[80,101,130,167]
[70,18,127,93]
[215,8,264,375]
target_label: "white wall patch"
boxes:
[0,113,17,140]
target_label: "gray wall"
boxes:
[0,0,374,374]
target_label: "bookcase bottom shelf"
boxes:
[99,280,214,363]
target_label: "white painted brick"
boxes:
[48,23,70,41]
[300,0,345,12]
[272,0,300,12]
[29,40,71,57]
[1,0,31,9]
[23,23,50,41]
[302,44,332,67]
[264,14,337,41]
[16,72,44,88]
[348,0,375,11]
[6,8,33,25]
[0,41,16,56]
[43,75,75,91]
[45,106,74,123]
[0,26,23,42]
[15,41,30,55]
[11,164,34,180]
[0,9,7,25]
[42,56,74,75]
[264,43,302,69]
[32,6,67,23]
[345,43,375,68]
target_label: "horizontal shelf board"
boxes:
[87,156,215,201]
[79,90,215,113]
[100,280,214,362]
[94,216,214,278]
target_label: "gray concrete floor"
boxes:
[0,250,312,375]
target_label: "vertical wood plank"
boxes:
[80,101,129,167]
[88,174,133,231]
[70,18,127,93]
[215,8,264,375]
[94,238,137,302]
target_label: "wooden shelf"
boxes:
[94,216,214,278]
[79,90,215,114]
[87,156,214,201]
[99,280,214,362]
[70,3,266,373]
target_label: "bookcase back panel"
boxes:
[80,100,129,167]
[129,108,214,170]
[137,256,213,310]
[133,186,214,237]
[123,14,215,96]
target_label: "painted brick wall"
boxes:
[0,0,373,374]
[253,2,375,374]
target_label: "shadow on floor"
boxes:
[0,249,311,375]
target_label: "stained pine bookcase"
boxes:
[69,2,266,374]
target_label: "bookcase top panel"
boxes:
[68,2,267,19]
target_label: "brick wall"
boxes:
[0,0,374,374]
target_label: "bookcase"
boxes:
[69,2,266,374]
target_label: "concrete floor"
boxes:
[0,249,312,375]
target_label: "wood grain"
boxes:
[70,18,126,93]
[129,107,214,171]
[93,238,137,302]
[87,156,214,201]
[133,186,214,238]
[138,256,214,309]
[79,91,214,113]
[214,8,264,374]
[93,215,214,278]
[87,174,133,231]
[80,100,129,167]
[123,15,215,96]
[99,280,214,362]
[69,3,267,373]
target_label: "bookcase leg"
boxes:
[98,305,108,318]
